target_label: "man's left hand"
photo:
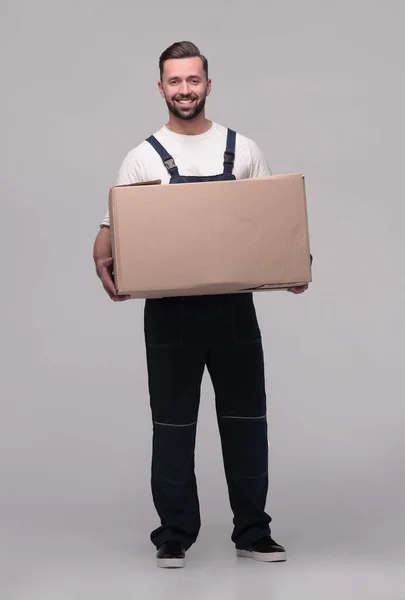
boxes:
[287,284,309,294]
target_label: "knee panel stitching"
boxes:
[219,414,266,421]
[153,420,197,428]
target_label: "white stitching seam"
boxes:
[219,414,267,420]
[153,421,197,427]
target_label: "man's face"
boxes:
[159,57,211,121]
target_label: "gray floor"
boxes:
[1,505,404,600]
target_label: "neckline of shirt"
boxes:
[160,121,219,142]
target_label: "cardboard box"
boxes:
[108,174,312,299]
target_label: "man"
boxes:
[93,41,308,568]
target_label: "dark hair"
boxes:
[159,41,208,80]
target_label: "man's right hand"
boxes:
[96,257,131,302]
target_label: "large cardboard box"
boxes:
[108,174,312,299]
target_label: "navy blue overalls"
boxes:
[143,128,272,550]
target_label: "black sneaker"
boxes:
[236,536,287,562]
[156,541,186,568]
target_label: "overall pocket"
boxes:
[231,294,262,345]
[144,297,185,348]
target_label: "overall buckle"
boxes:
[164,158,176,172]
[223,152,235,164]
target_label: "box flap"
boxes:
[112,179,161,189]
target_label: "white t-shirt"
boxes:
[100,121,272,227]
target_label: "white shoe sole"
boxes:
[236,549,287,562]
[157,557,186,568]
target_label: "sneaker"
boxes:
[236,536,287,562]
[156,541,186,568]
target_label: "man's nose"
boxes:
[179,81,191,96]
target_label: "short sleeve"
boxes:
[100,149,143,227]
[248,140,272,178]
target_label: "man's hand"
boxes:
[96,257,131,302]
[287,284,309,294]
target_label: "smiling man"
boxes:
[93,41,308,569]
[162,65,206,119]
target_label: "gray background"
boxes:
[1,0,404,598]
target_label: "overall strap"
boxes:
[223,128,236,175]
[146,135,180,178]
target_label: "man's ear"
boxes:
[158,80,165,98]
[206,78,212,96]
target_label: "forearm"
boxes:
[93,225,112,264]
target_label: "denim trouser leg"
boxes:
[207,340,272,546]
[146,343,206,551]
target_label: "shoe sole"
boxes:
[157,557,186,568]
[236,549,287,562]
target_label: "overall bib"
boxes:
[144,128,272,550]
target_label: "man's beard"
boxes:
[165,93,207,121]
